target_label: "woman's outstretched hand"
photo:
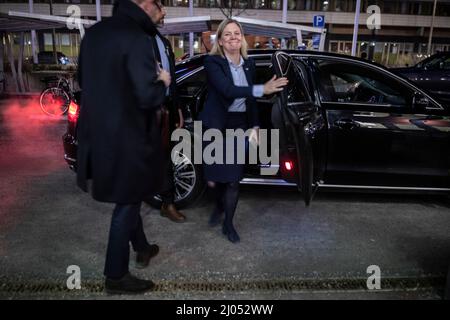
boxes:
[263,75,289,95]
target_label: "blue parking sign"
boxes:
[313,15,325,28]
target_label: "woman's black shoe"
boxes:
[222,224,240,243]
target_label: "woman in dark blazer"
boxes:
[199,18,288,243]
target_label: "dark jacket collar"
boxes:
[114,0,158,36]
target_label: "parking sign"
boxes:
[313,15,325,28]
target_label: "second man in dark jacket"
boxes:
[150,1,187,223]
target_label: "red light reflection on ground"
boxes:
[0,99,64,169]
[0,98,66,233]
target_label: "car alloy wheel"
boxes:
[172,150,196,202]
[147,149,205,209]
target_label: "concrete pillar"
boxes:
[281,0,288,49]
[0,32,4,92]
[17,32,26,92]
[351,0,361,56]
[6,34,20,92]
[29,0,38,63]
[189,0,194,57]
[96,0,102,21]
[49,0,58,64]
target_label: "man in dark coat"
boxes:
[77,0,171,293]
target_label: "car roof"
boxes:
[174,49,447,109]
[416,51,450,65]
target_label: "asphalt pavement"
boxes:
[0,98,449,300]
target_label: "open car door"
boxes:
[271,51,326,206]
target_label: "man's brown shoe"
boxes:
[161,203,186,223]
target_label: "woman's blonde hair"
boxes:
[210,19,248,59]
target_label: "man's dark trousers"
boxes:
[160,160,175,204]
[104,203,150,279]
[159,98,176,205]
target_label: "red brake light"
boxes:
[68,101,79,122]
[284,161,293,171]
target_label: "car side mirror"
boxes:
[413,92,431,110]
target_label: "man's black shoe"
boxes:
[136,244,159,269]
[105,273,155,294]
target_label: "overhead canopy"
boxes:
[6,11,210,36]
[4,12,326,50]
[0,12,66,32]
[159,16,211,35]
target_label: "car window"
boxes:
[420,56,444,70]
[255,64,274,84]
[315,59,409,107]
[177,69,205,97]
[289,63,308,103]
[417,54,450,70]
[282,61,308,104]
[254,64,277,102]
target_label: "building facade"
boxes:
[1,0,450,66]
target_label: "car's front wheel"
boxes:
[145,150,205,209]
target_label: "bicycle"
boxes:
[39,75,75,117]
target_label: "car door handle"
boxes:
[334,119,360,130]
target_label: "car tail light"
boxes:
[68,101,79,122]
[284,161,294,171]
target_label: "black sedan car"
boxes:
[392,51,450,103]
[63,50,450,207]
